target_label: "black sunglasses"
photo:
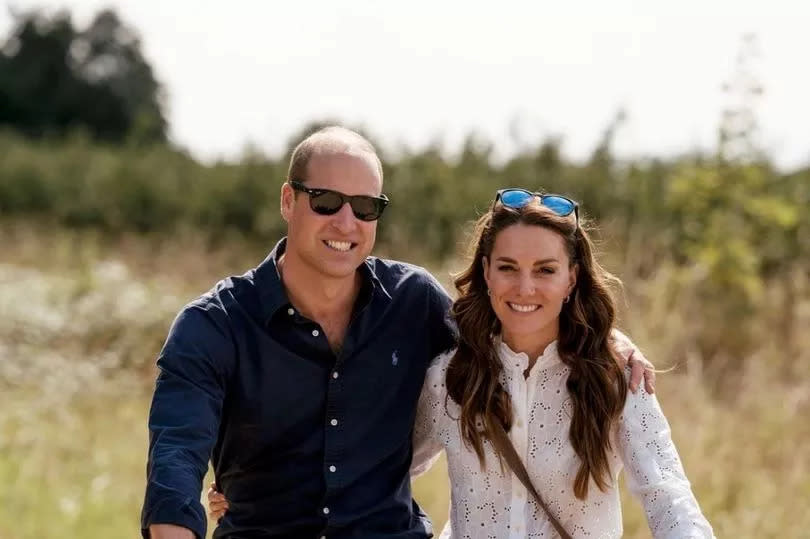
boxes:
[493,188,579,226]
[289,180,390,222]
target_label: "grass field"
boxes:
[1,226,808,538]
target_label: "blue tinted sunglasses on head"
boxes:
[493,188,579,225]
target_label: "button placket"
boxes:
[509,373,531,537]
[508,476,528,539]
[323,356,344,501]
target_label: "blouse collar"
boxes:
[495,335,561,373]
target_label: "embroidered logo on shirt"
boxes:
[391,350,399,366]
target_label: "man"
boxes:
[141,126,653,538]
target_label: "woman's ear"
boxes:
[482,256,491,290]
[568,262,579,296]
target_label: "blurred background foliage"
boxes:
[1,7,809,539]
[0,8,166,143]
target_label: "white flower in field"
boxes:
[91,473,111,496]
[94,260,129,282]
[59,496,80,520]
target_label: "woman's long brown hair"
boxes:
[445,200,628,499]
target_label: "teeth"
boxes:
[325,240,352,252]
[508,302,539,313]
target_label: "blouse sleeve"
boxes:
[410,354,450,477]
[616,349,715,538]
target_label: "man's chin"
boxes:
[317,259,365,279]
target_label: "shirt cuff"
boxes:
[141,495,206,539]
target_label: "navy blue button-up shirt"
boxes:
[141,238,456,539]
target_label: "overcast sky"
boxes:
[3,0,809,169]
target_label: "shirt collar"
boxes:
[254,237,392,326]
[495,334,560,373]
[254,238,289,325]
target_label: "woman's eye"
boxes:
[537,267,556,274]
[497,265,515,271]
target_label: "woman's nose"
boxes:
[518,273,536,296]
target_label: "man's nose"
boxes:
[330,202,357,232]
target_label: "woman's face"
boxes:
[482,223,577,349]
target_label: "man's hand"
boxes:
[612,330,656,394]
[627,350,655,394]
[207,482,229,521]
[148,523,195,539]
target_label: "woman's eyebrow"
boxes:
[494,257,560,264]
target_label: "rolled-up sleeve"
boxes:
[141,304,234,538]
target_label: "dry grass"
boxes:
[1,227,808,538]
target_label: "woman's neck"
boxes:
[501,323,559,372]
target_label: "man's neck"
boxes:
[278,253,362,323]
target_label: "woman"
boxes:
[210,189,713,538]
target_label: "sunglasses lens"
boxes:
[500,189,533,208]
[350,197,384,221]
[542,195,575,216]
[310,191,344,215]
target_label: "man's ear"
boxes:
[280,182,294,223]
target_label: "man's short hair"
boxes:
[287,126,383,184]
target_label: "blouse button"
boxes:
[330,418,338,426]
[332,371,339,379]
[329,465,337,472]
[312,329,320,337]
[287,307,294,315]
[322,506,330,515]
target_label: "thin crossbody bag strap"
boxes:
[490,419,574,539]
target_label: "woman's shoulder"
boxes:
[427,348,456,380]
[419,349,456,416]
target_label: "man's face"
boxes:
[281,151,383,280]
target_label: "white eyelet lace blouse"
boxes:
[411,331,714,539]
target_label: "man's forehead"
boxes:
[305,150,382,185]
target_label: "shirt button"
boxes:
[312,329,320,337]
[287,307,294,315]
[322,507,330,515]
[330,419,338,426]
[329,465,337,472]
[332,371,339,379]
